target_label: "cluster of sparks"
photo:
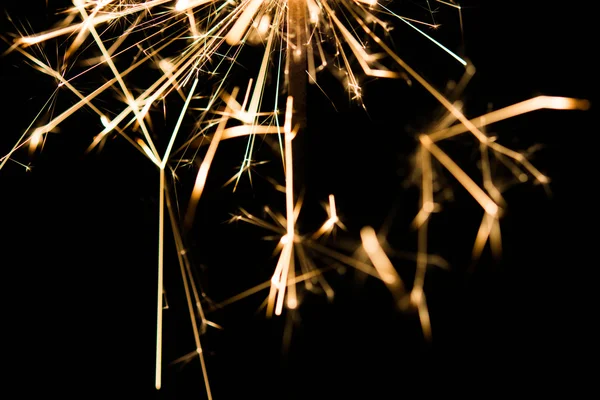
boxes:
[1,0,589,397]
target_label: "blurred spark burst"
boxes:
[1,0,589,397]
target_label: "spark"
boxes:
[2,0,589,395]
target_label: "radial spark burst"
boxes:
[1,0,589,397]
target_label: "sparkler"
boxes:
[1,0,589,397]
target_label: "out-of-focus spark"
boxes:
[420,134,499,216]
[225,0,265,46]
[429,96,590,142]
[360,227,406,308]
[413,143,432,339]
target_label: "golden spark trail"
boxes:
[156,77,199,389]
[429,96,590,142]
[74,2,161,162]
[185,88,238,227]
[420,134,499,216]
[360,226,406,307]
[414,144,432,339]
[165,187,214,398]
[3,1,590,395]
[17,0,173,46]
[156,167,165,389]
[267,96,297,317]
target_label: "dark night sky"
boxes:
[0,1,593,398]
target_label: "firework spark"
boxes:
[1,0,588,396]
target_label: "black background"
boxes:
[0,1,593,398]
